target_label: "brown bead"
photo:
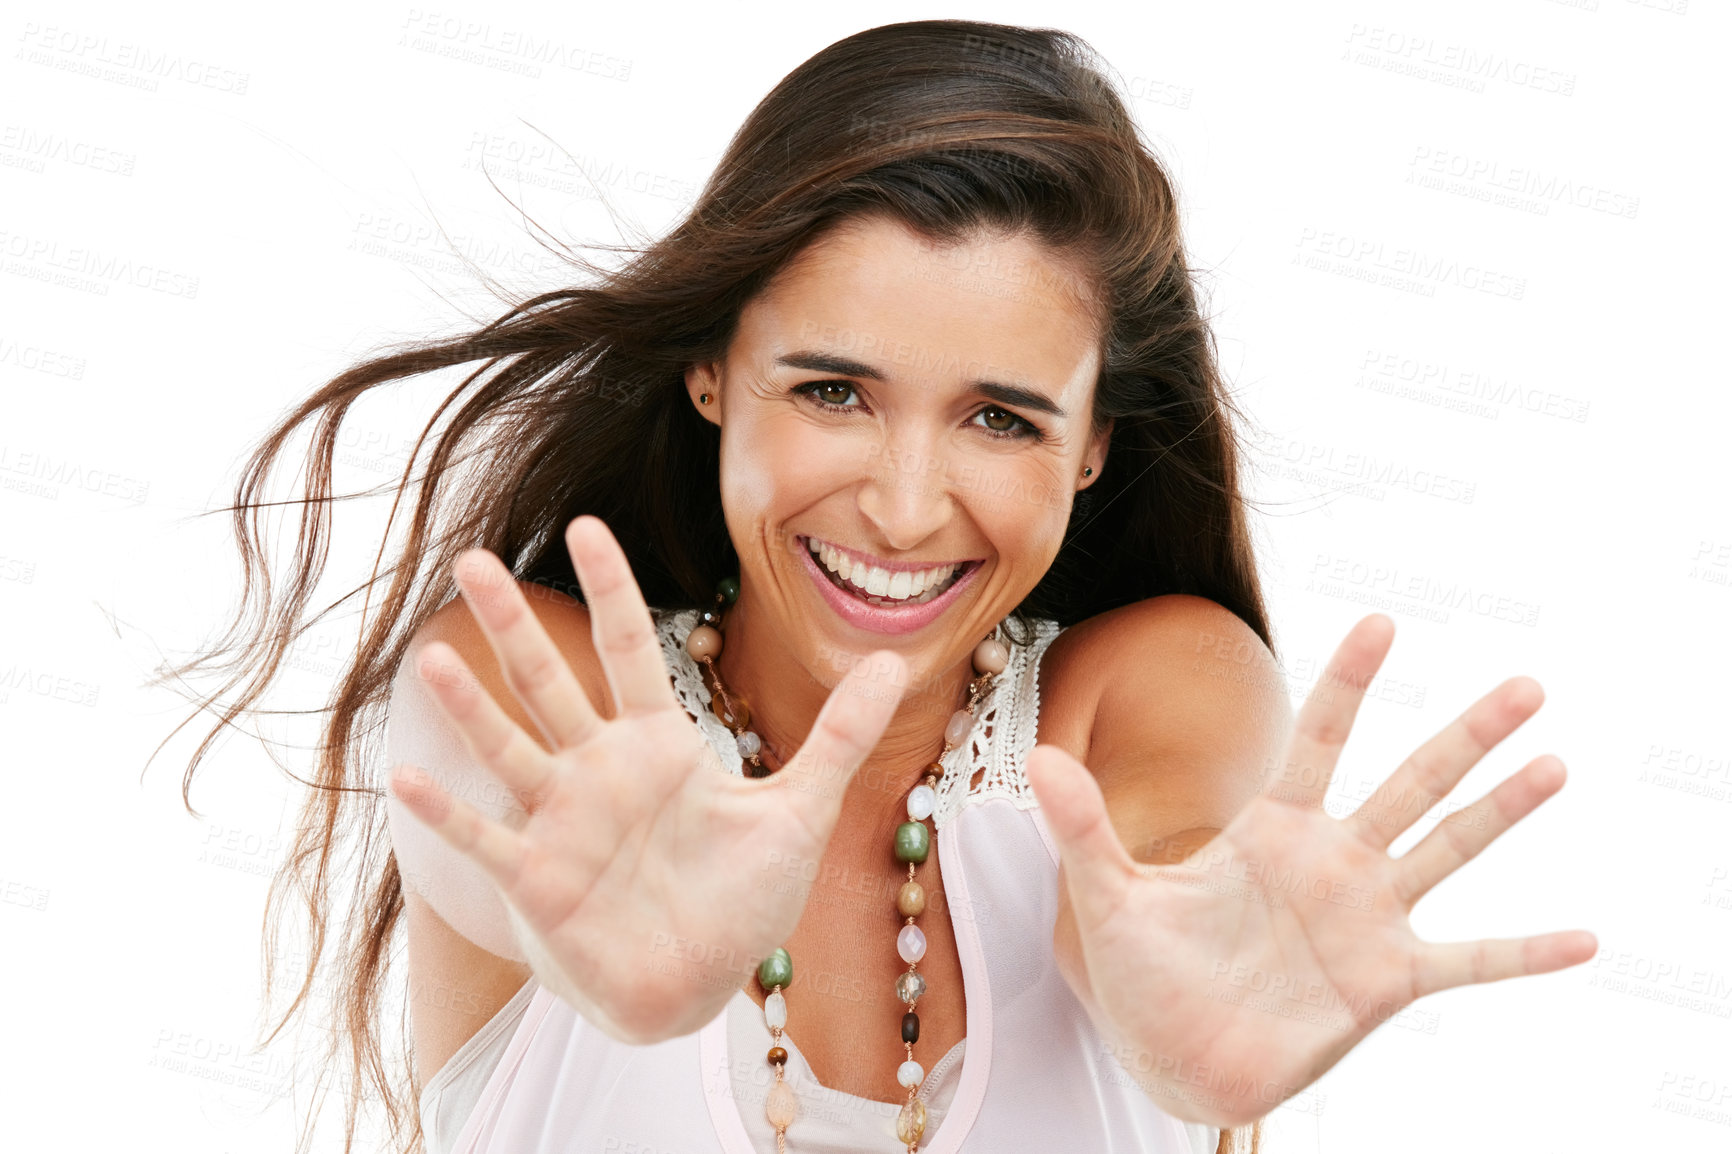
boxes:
[767,1046,787,1067]
[925,762,945,779]
[711,691,749,729]
[686,624,723,661]
[897,880,926,918]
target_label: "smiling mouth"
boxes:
[802,536,972,607]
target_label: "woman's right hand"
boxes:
[387,514,907,1044]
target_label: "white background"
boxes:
[2,1,1728,1151]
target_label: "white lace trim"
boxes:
[656,607,750,776]
[652,608,1064,829]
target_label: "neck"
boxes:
[713,594,984,822]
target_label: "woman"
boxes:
[169,19,1595,1154]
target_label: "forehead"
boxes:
[737,214,1104,405]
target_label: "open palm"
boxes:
[1026,615,1597,1126]
[388,515,906,1044]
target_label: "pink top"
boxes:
[400,607,1219,1154]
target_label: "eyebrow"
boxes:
[774,350,1069,419]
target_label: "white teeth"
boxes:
[806,537,962,606]
[821,542,854,582]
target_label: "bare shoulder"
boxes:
[1038,594,1292,861]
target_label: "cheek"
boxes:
[970,493,1070,573]
[956,461,1075,564]
[718,413,873,540]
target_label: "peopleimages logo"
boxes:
[461,133,698,205]
[1248,428,1479,505]
[1293,228,1526,300]
[0,124,136,176]
[1353,348,1591,425]
[0,229,199,299]
[1407,146,1640,220]
[0,334,86,380]
[14,22,250,94]
[398,9,632,81]
[1305,553,1541,627]
[1342,24,1577,96]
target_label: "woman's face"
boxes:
[685,213,1111,685]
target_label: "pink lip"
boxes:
[797,537,983,636]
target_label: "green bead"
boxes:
[716,576,740,605]
[894,821,931,864]
[756,947,793,990]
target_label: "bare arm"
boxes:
[384,578,610,1080]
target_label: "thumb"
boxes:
[776,649,908,840]
[1026,744,1137,930]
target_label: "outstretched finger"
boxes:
[1345,677,1546,851]
[1412,929,1598,998]
[1025,744,1138,932]
[1394,754,1567,908]
[453,548,602,750]
[415,640,558,805]
[1261,614,1395,809]
[387,762,532,895]
[566,516,682,717]
[772,650,909,846]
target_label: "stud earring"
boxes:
[699,393,712,405]
[1082,466,1093,477]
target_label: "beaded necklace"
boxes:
[681,576,1011,1153]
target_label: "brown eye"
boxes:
[794,380,861,409]
[971,406,1041,441]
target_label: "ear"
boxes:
[1079,416,1113,489]
[683,362,722,427]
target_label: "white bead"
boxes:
[897,924,927,964]
[736,730,762,757]
[764,989,787,1030]
[906,784,936,821]
[897,1059,924,1087]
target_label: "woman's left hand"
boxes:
[1025,613,1597,1126]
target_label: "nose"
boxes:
[857,443,955,551]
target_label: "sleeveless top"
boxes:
[415,607,1220,1154]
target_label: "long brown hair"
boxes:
[156,19,1269,1154]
